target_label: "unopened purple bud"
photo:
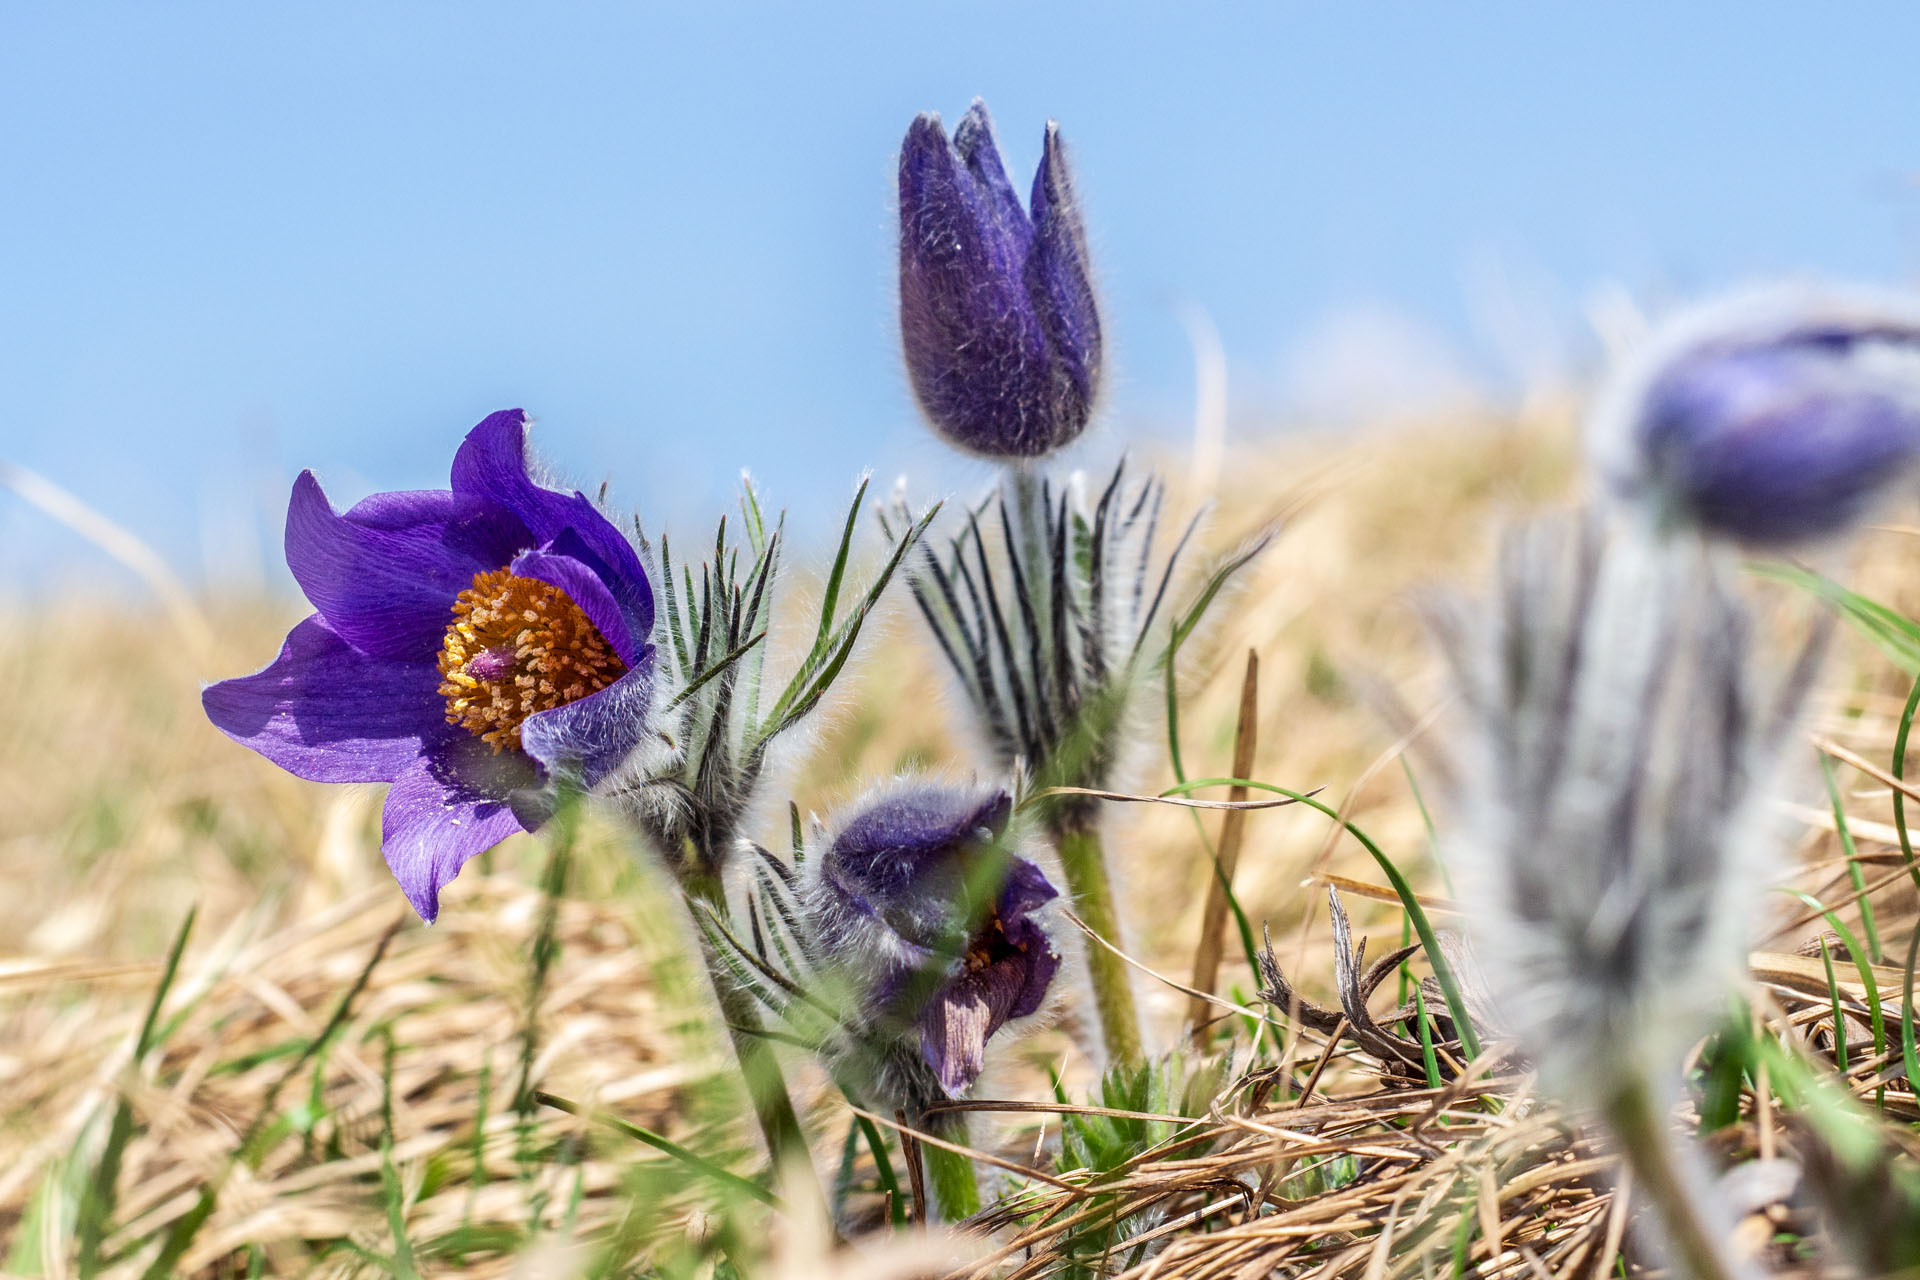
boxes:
[807,780,1060,1096]
[1595,287,1920,546]
[898,99,1102,459]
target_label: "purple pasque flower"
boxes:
[1593,285,1920,546]
[804,780,1060,1097]
[898,99,1102,459]
[203,410,656,923]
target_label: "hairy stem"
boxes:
[1055,822,1144,1063]
[919,1111,982,1221]
[1603,1074,1750,1280]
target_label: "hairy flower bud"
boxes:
[802,780,1060,1099]
[1429,510,1820,1105]
[898,99,1102,458]
[1592,285,1920,545]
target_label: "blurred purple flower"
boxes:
[898,99,1102,459]
[807,781,1060,1095]
[1598,288,1920,545]
[203,410,656,922]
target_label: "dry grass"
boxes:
[5,407,1920,1276]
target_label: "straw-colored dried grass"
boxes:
[5,409,1919,1276]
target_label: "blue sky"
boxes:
[4,4,1917,593]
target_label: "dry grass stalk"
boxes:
[9,415,1920,1275]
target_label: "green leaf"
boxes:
[1753,562,1920,672]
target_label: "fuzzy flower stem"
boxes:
[1603,1074,1750,1280]
[1001,467,1146,1064]
[919,1112,983,1221]
[681,869,826,1221]
[1055,821,1144,1063]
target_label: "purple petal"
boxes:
[284,471,531,662]
[1641,342,1920,544]
[997,857,1060,923]
[1026,121,1102,415]
[509,535,643,667]
[519,653,657,789]
[951,100,1033,257]
[381,735,537,923]
[997,896,1062,1022]
[449,411,655,635]
[831,785,1012,891]
[917,951,1037,1094]
[202,615,449,783]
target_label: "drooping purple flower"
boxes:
[804,780,1060,1097]
[898,99,1102,459]
[203,410,657,923]
[1594,286,1920,545]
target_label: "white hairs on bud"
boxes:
[1429,508,1821,1108]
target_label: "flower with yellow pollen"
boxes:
[204,411,657,923]
[437,569,628,753]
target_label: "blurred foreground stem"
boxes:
[1603,1075,1749,1280]
[682,871,826,1223]
[1056,821,1143,1063]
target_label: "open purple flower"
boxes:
[203,410,656,923]
[804,780,1060,1096]
[898,99,1102,459]
[1594,286,1920,545]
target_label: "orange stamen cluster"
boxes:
[437,568,627,752]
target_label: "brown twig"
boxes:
[1188,649,1261,1048]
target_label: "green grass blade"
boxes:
[1783,889,1884,1083]
[533,1092,779,1208]
[1754,562,1920,672]
[379,1147,419,1280]
[78,904,195,1278]
[1401,758,1454,896]
[140,919,399,1280]
[1819,937,1849,1072]
[1904,927,1920,1112]
[1162,776,1481,1059]
[1414,986,1442,1089]
[1893,674,1920,895]
[1823,753,1882,962]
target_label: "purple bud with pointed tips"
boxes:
[803,779,1060,1098]
[898,99,1102,459]
[1594,286,1920,546]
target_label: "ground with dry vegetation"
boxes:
[6,408,1920,1277]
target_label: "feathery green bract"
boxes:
[1051,1052,1228,1270]
[634,477,936,877]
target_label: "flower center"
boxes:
[963,910,1028,973]
[436,568,627,753]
